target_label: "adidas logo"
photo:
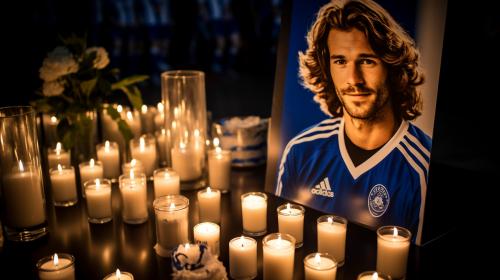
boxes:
[311,177,334,197]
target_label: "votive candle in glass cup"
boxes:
[47,142,71,170]
[36,253,75,280]
[140,104,155,134]
[197,187,221,223]
[277,203,305,248]
[357,271,392,280]
[193,222,220,256]
[121,159,145,176]
[78,158,103,198]
[241,192,267,236]
[103,269,134,280]
[229,236,257,280]
[49,164,78,207]
[119,171,148,224]
[84,178,112,224]
[262,233,295,280]
[130,135,157,178]
[317,215,348,266]
[207,147,232,193]
[96,140,120,182]
[153,168,180,197]
[304,253,337,280]
[376,226,411,280]
[155,128,169,167]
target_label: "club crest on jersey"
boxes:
[368,184,390,217]
[311,177,334,197]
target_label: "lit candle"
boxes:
[153,168,180,197]
[126,110,142,138]
[170,142,203,181]
[304,253,337,280]
[121,159,145,175]
[96,140,120,180]
[277,203,305,248]
[241,192,267,236]
[357,271,391,280]
[155,128,169,166]
[207,146,232,193]
[376,226,411,279]
[193,222,220,256]
[140,104,155,134]
[42,114,59,147]
[36,253,75,280]
[263,233,295,280]
[47,142,71,170]
[103,269,134,280]
[317,215,348,266]
[49,164,78,207]
[229,236,257,280]
[78,158,103,197]
[197,187,221,223]
[119,172,148,224]
[84,178,112,224]
[130,135,157,177]
[153,195,190,257]
[2,160,45,228]
[154,102,165,131]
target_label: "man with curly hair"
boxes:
[275,0,431,244]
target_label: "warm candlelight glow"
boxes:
[172,120,177,129]
[314,253,321,265]
[240,236,245,247]
[194,129,200,138]
[215,147,222,154]
[18,160,24,172]
[327,216,333,224]
[50,116,58,123]
[105,140,110,152]
[207,187,212,193]
[130,170,135,179]
[131,159,137,167]
[179,142,186,150]
[141,104,148,113]
[96,178,101,188]
[57,164,63,174]
[157,102,164,113]
[372,272,379,280]
[185,243,190,250]
[116,269,121,278]
[56,142,62,154]
[53,253,59,266]
[213,137,220,147]
[90,158,95,167]
[286,203,291,213]
[161,128,166,136]
[393,227,398,238]
[169,202,175,210]
[139,137,146,151]
[117,105,123,113]
[127,111,133,121]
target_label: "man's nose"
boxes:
[346,64,364,86]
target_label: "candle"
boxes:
[229,236,257,280]
[47,142,71,170]
[277,203,305,248]
[49,165,78,207]
[304,253,337,280]
[154,102,164,131]
[78,158,103,197]
[155,129,169,166]
[263,233,295,280]
[197,187,221,223]
[36,253,75,280]
[170,142,203,181]
[207,147,232,193]
[125,110,142,138]
[119,172,148,224]
[357,271,391,280]
[193,222,220,256]
[241,192,267,236]
[101,104,127,159]
[153,168,180,197]
[153,195,189,257]
[376,226,411,279]
[2,160,45,228]
[42,114,59,147]
[140,104,155,134]
[103,269,134,280]
[121,159,145,175]
[96,141,120,181]
[84,178,112,224]
[130,135,158,177]
[317,215,348,266]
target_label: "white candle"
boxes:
[84,178,112,224]
[49,165,78,207]
[241,192,267,236]
[130,136,157,177]
[304,253,337,280]
[126,110,142,138]
[229,236,257,280]
[96,141,120,180]
[78,158,103,197]
[43,114,59,147]
[263,233,295,280]
[207,147,232,193]
[317,215,348,266]
[357,271,391,280]
[153,168,180,197]
[171,143,203,181]
[193,222,220,256]
[140,104,155,134]
[376,226,411,279]
[277,203,305,248]
[121,159,145,175]
[103,269,134,280]
[47,142,71,170]
[155,129,169,166]
[119,172,148,224]
[37,253,75,280]
[153,195,189,256]
[1,160,45,228]
[197,187,221,223]
[154,102,164,131]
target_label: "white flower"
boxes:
[86,47,110,69]
[42,81,65,97]
[39,47,79,82]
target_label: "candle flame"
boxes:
[314,253,321,265]
[56,142,62,153]
[57,164,63,173]
[18,160,24,172]
[164,172,170,179]
[185,243,190,250]
[117,105,123,113]
[131,159,137,167]
[372,272,378,280]
[116,269,121,278]
[96,178,101,187]
[179,142,186,149]
[207,187,211,193]
[240,236,245,247]
[172,120,177,129]
[50,116,58,123]
[205,139,210,146]
[327,216,333,224]
[194,129,200,137]
[213,137,220,147]
[141,104,148,113]
[393,227,398,237]
[161,128,166,136]
[169,202,175,210]
[105,140,110,152]
[90,158,95,167]
[215,147,222,154]
[127,111,133,121]
[157,102,164,112]
[130,170,135,179]
[287,203,291,210]
[53,253,59,266]
[139,137,146,151]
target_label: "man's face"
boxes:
[327,28,390,120]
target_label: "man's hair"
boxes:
[299,0,424,120]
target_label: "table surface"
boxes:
[0,164,460,279]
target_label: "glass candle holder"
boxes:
[304,253,337,280]
[193,222,220,256]
[262,233,295,280]
[155,128,170,167]
[78,158,103,197]
[36,253,75,280]
[96,140,120,182]
[229,236,257,280]
[130,134,158,178]
[119,172,148,224]
[121,159,145,176]
[207,148,232,193]
[140,104,156,134]
[41,114,60,147]
[241,192,267,236]
[153,168,180,197]
[47,142,71,170]
[376,226,411,280]
[357,271,392,280]
[277,203,305,248]
[84,178,112,224]
[317,215,348,266]
[49,165,78,207]
[0,106,48,241]
[153,194,189,257]
[197,187,221,224]
[103,269,134,280]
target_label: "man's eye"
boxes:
[332,59,346,65]
[360,59,376,65]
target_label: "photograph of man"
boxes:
[275,0,431,243]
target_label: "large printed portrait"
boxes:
[265,0,447,245]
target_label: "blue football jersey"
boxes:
[275,117,432,244]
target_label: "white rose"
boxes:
[42,81,65,97]
[86,47,110,69]
[39,46,79,82]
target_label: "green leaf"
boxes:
[111,75,149,90]
[119,86,143,111]
[106,106,121,120]
[80,78,97,96]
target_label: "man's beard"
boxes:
[335,84,390,121]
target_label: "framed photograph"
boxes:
[265,0,447,245]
